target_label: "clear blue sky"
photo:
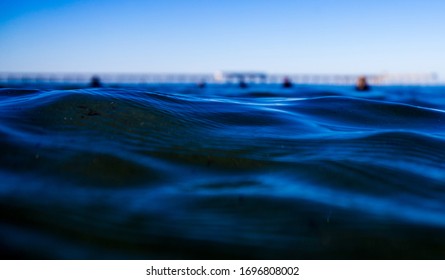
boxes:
[1,0,444,79]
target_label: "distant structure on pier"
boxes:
[214,71,267,84]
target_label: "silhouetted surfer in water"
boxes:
[197,80,206,88]
[355,76,370,91]
[239,79,248,88]
[282,77,293,88]
[90,76,102,88]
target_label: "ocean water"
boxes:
[1,84,445,259]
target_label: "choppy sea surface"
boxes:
[1,83,445,259]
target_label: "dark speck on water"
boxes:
[1,83,445,259]
[86,109,100,116]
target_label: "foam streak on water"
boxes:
[1,84,445,259]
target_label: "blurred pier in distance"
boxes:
[0,72,439,87]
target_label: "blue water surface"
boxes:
[1,83,445,259]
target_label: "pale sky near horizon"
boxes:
[1,0,444,79]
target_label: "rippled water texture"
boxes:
[1,84,445,259]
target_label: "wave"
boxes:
[1,85,445,259]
